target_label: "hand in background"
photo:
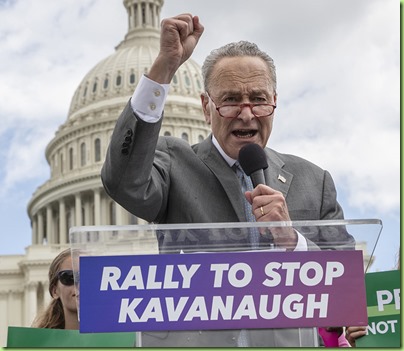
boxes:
[345,326,367,347]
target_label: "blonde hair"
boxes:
[31,248,72,329]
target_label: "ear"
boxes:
[200,93,212,125]
[51,285,59,299]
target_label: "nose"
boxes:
[237,104,255,122]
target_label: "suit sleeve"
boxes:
[319,170,356,249]
[101,100,170,222]
[320,170,345,220]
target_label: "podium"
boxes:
[69,219,382,347]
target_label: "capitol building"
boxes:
[0,0,210,346]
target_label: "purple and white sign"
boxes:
[79,250,367,333]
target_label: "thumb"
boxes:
[245,191,253,205]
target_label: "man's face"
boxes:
[201,56,276,160]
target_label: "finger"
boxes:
[173,14,195,40]
[192,15,204,40]
[254,205,266,219]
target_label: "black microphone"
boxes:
[238,143,268,187]
[238,143,274,244]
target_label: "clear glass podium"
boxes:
[69,219,382,347]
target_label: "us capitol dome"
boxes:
[28,0,209,247]
[0,0,209,344]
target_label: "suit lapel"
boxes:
[264,148,293,198]
[195,137,246,221]
[194,138,293,220]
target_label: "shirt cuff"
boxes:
[130,74,170,123]
[293,230,308,251]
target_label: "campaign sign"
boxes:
[356,270,400,347]
[79,250,367,333]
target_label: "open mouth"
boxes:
[232,129,257,138]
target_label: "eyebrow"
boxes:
[218,90,272,100]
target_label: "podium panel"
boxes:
[69,219,382,347]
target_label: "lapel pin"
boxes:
[278,174,286,183]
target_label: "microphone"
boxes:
[238,143,268,187]
[238,143,274,244]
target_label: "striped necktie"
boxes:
[234,167,255,348]
[234,162,260,249]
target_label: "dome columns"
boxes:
[24,282,38,326]
[125,0,162,31]
[58,199,67,245]
[30,188,138,246]
[94,188,101,226]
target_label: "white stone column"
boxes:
[32,217,37,245]
[137,3,142,27]
[75,193,82,226]
[46,205,53,244]
[84,201,91,225]
[59,199,67,244]
[130,3,135,28]
[152,3,158,27]
[115,202,126,225]
[94,188,101,225]
[37,212,44,244]
[145,2,151,26]
[7,289,23,328]
[25,282,38,327]
[42,281,51,309]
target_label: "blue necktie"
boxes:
[234,166,255,348]
[234,162,260,249]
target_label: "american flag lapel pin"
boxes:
[278,174,286,183]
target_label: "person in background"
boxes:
[345,250,400,347]
[345,326,367,347]
[32,248,79,329]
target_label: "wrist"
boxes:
[148,55,180,84]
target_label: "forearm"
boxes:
[101,103,166,220]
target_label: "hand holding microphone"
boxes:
[238,143,297,249]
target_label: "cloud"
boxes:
[0,0,127,194]
[266,0,399,215]
[0,0,126,125]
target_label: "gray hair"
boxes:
[201,40,277,94]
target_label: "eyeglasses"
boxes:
[57,270,76,286]
[206,93,276,118]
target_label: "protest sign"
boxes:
[6,326,135,347]
[356,269,400,347]
[79,250,367,333]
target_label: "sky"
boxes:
[0,0,400,272]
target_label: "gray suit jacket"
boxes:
[101,101,354,346]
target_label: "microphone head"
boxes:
[238,143,268,176]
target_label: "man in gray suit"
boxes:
[101,13,354,347]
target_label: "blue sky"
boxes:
[0,0,400,272]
